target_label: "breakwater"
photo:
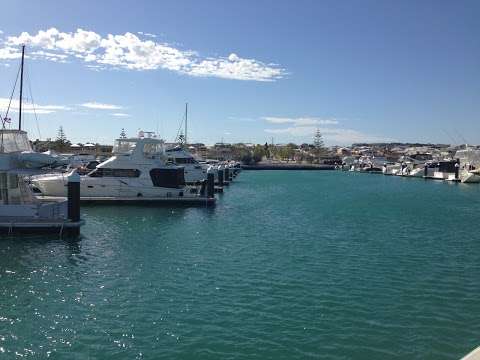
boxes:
[241,164,335,170]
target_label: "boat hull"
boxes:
[31,175,201,199]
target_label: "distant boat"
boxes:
[460,169,480,183]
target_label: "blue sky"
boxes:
[0,0,478,145]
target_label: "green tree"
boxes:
[313,129,326,162]
[252,144,266,163]
[54,126,71,151]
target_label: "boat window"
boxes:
[174,157,197,164]
[113,140,136,154]
[438,162,456,173]
[143,143,164,157]
[89,168,141,177]
[150,168,185,188]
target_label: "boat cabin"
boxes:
[112,137,165,159]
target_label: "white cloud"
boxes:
[0,28,285,81]
[138,32,157,38]
[111,112,130,117]
[262,116,339,126]
[262,115,392,145]
[80,102,123,110]
[264,125,393,145]
[0,46,21,60]
[0,97,70,114]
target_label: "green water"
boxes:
[1,171,479,359]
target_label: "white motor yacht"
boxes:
[31,135,211,202]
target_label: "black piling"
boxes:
[224,167,230,183]
[424,164,428,177]
[218,168,224,187]
[207,172,215,198]
[200,180,207,196]
[455,158,460,179]
[67,171,81,236]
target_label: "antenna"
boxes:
[18,45,25,130]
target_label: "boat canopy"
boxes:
[0,130,32,153]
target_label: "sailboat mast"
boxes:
[185,102,188,145]
[18,45,25,131]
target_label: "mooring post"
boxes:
[224,167,230,183]
[67,170,81,236]
[207,171,215,198]
[455,158,460,180]
[218,165,224,187]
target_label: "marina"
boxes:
[0,2,479,358]
[1,171,479,359]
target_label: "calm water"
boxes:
[1,171,479,359]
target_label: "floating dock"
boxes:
[0,218,84,236]
[37,196,216,207]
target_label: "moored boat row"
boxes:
[340,153,480,183]
[0,46,241,237]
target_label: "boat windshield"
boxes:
[0,130,32,153]
[143,142,164,157]
[113,140,137,155]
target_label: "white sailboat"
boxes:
[0,45,83,235]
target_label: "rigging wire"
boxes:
[1,63,21,128]
[174,111,185,143]
[25,67,42,139]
